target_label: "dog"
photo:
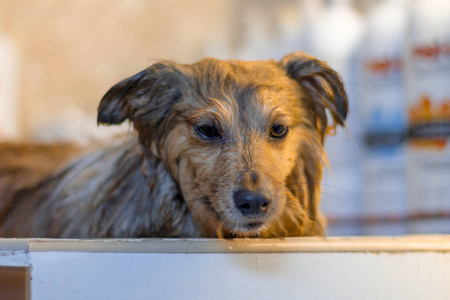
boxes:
[0,52,348,238]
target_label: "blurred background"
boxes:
[0,0,449,236]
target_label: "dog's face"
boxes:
[98,52,348,238]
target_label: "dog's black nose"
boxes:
[234,189,271,216]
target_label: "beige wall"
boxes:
[0,0,236,140]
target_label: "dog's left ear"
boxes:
[97,62,184,128]
[281,51,349,140]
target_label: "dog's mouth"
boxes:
[225,220,269,238]
[225,215,273,237]
[244,221,264,230]
[199,194,276,237]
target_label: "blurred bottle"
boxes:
[0,33,20,140]
[405,0,450,233]
[306,0,364,235]
[360,0,408,235]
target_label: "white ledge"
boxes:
[1,235,450,253]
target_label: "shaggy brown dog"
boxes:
[0,52,348,238]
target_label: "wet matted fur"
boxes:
[0,52,348,238]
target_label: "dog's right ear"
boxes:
[97,62,184,126]
[281,51,349,140]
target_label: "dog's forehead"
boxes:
[189,58,303,107]
[185,58,306,129]
[191,58,293,87]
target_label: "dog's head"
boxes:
[98,52,348,238]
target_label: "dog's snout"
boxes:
[233,189,271,217]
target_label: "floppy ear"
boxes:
[97,62,184,127]
[280,51,348,140]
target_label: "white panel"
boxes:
[0,251,29,267]
[30,251,450,300]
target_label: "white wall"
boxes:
[1,236,449,300]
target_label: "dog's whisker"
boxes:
[284,187,354,204]
[286,181,361,200]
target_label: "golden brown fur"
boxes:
[0,143,81,210]
[0,52,348,238]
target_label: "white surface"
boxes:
[30,251,450,300]
[0,236,449,300]
[0,251,29,267]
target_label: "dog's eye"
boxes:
[195,124,221,140]
[270,124,288,138]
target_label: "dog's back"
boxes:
[0,142,80,236]
[0,136,197,238]
[0,142,81,200]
